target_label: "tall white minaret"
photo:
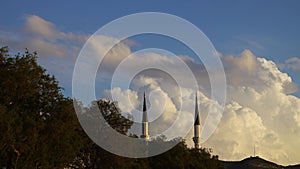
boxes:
[193,92,201,149]
[140,92,150,141]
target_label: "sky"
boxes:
[1,0,300,165]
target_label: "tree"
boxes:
[73,99,135,169]
[0,47,81,168]
[187,148,226,169]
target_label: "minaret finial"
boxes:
[142,92,148,122]
[194,92,200,125]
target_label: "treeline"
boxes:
[0,46,225,169]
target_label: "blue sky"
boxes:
[1,0,300,97]
[1,1,300,164]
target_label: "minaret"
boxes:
[193,92,201,149]
[140,92,150,141]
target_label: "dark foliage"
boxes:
[0,46,82,168]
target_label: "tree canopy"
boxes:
[0,46,83,168]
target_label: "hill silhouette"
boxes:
[223,156,300,169]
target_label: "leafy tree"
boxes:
[147,138,226,169]
[0,47,82,168]
[72,99,134,169]
[188,148,225,169]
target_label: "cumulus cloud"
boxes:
[104,87,139,113]
[203,50,300,165]
[222,50,297,94]
[205,101,267,159]
[103,48,300,165]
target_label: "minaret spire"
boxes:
[193,92,201,149]
[194,93,200,126]
[141,92,150,141]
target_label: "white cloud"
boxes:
[205,101,267,159]
[209,51,300,165]
[222,50,297,94]
[0,15,92,97]
[104,87,138,113]
[284,57,300,71]
[1,15,88,58]
[24,15,63,41]
[104,49,300,165]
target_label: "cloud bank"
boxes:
[103,48,300,165]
